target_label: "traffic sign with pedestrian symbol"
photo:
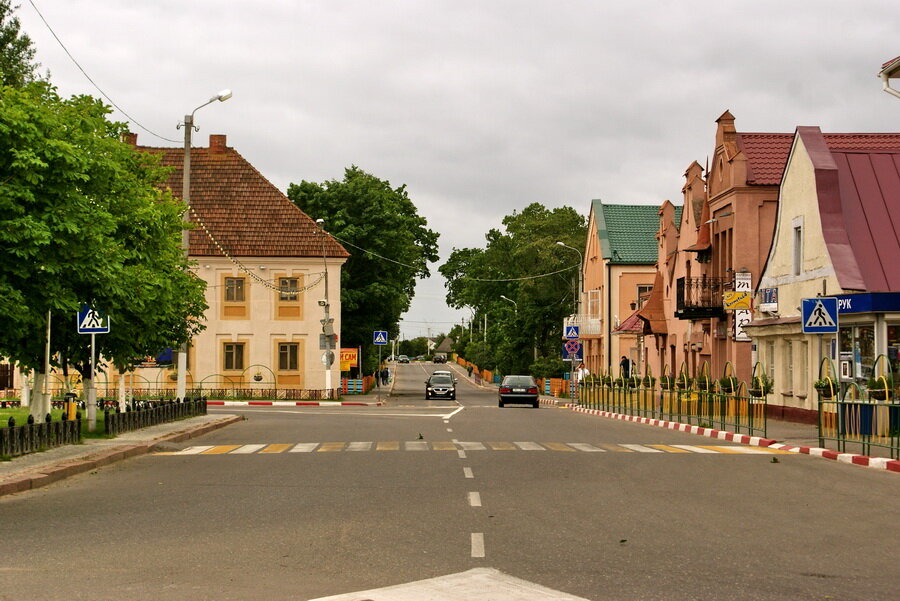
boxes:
[373,330,388,345]
[564,325,580,340]
[801,297,838,334]
[77,305,110,334]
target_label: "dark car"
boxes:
[425,373,456,400]
[498,375,539,408]
[433,354,447,364]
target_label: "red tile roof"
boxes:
[612,309,644,334]
[137,135,349,259]
[736,133,795,185]
[797,127,900,292]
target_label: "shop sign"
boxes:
[759,288,778,313]
[835,292,900,314]
[340,348,358,371]
[733,272,752,341]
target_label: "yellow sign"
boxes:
[340,348,358,371]
[723,291,751,311]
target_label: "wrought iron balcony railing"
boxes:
[675,276,729,320]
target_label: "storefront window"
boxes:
[889,325,900,379]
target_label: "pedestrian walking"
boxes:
[619,356,631,379]
[381,367,389,385]
[467,364,473,378]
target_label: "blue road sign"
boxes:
[373,330,389,345]
[564,325,580,340]
[77,305,110,334]
[801,297,838,334]
[561,340,583,361]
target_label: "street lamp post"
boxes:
[499,295,518,315]
[316,219,335,398]
[556,241,584,320]
[176,89,232,401]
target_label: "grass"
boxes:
[0,407,113,439]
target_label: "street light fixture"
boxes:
[175,89,232,401]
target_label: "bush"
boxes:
[529,356,568,379]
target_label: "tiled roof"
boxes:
[737,133,794,185]
[597,203,660,264]
[137,135,349,259]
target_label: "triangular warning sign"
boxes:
[804,300,837,328]
[374,332,387,344]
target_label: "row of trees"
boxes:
[1,2,206,415]
[439,203,587,377]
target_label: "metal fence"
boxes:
[578,381,767,438]
[818,397,900,459]
[0,415,81,458]
[104,398,207,437]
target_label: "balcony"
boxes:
[675,276,728,320]
[563,315,602,336]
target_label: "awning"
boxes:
[612,310,644,335]
[637,272,667,335]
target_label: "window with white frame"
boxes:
[784,341,793,394]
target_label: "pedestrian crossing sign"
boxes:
[801,297,838,334]
[564,325,580,340]
[373,330,388,345]
[77,304,110,334]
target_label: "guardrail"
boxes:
[0,414,81,458]
[579,381,767,438]
[103,398,207,437]
[819,398,900,459]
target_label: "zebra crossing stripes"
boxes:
[157,442,789,456]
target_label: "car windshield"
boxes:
[502,376,535,387]
[429,376,453,386]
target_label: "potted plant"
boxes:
[695,377,710,391]
[675,376,692,390]
[749,374,773,397]
[718,376,738,394]
[659,375,673,390]
[599,375,612,387]
[640,375,656,388]
[814,379,836,399]
[867,375,893,401]
[253,372,264,382]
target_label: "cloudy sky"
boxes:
[15,0,900,339]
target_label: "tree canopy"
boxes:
[287,166,439,373]
[0,82,207,376]
[439,203,586,376]
[0,0,41,88]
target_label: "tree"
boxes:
[0,82,207,415]
[0,0,41,87]
[288,166,439,373]
[440,203,586,375]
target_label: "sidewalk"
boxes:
[0,413,242,498]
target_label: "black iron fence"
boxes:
[103,398,207,437]
[578,380,767,438]
[0,415,81,458]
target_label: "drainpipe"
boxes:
[881,72,900,100]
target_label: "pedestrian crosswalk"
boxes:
[156,442,790,456]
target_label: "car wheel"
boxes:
[498,401,504,408]
[532,401,539,408]
[451,394,456,400]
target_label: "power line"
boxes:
[462,263,579,282]
[26,0,181,144]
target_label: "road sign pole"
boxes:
[87,333,97,432]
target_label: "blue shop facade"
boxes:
[833,292,900,386]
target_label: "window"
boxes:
[784,341,793,394]
[278,343,299,371]
[799,341,808,392]
[765,341,775,386]
[792,225,803,276]
[223,342,245,371]
[225,277,245,302]
[636,284,653,309]
[587,289,601,319]
[279,278,299,301]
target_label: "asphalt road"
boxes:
[1,361,898,601]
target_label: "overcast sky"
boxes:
[16,0,900,339]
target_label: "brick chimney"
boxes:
[121,132,138,146]
[209,134,227,154]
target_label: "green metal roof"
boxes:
[593,200,660,265]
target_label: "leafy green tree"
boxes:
[0,0,41,87]
[288,166,439,373]
[440,203,586,375]
[0,82,207,412]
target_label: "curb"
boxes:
[205,400,383,407]
[0,415,244,498]
[571,406,900,474]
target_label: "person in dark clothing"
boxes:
[619,356,631,379]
